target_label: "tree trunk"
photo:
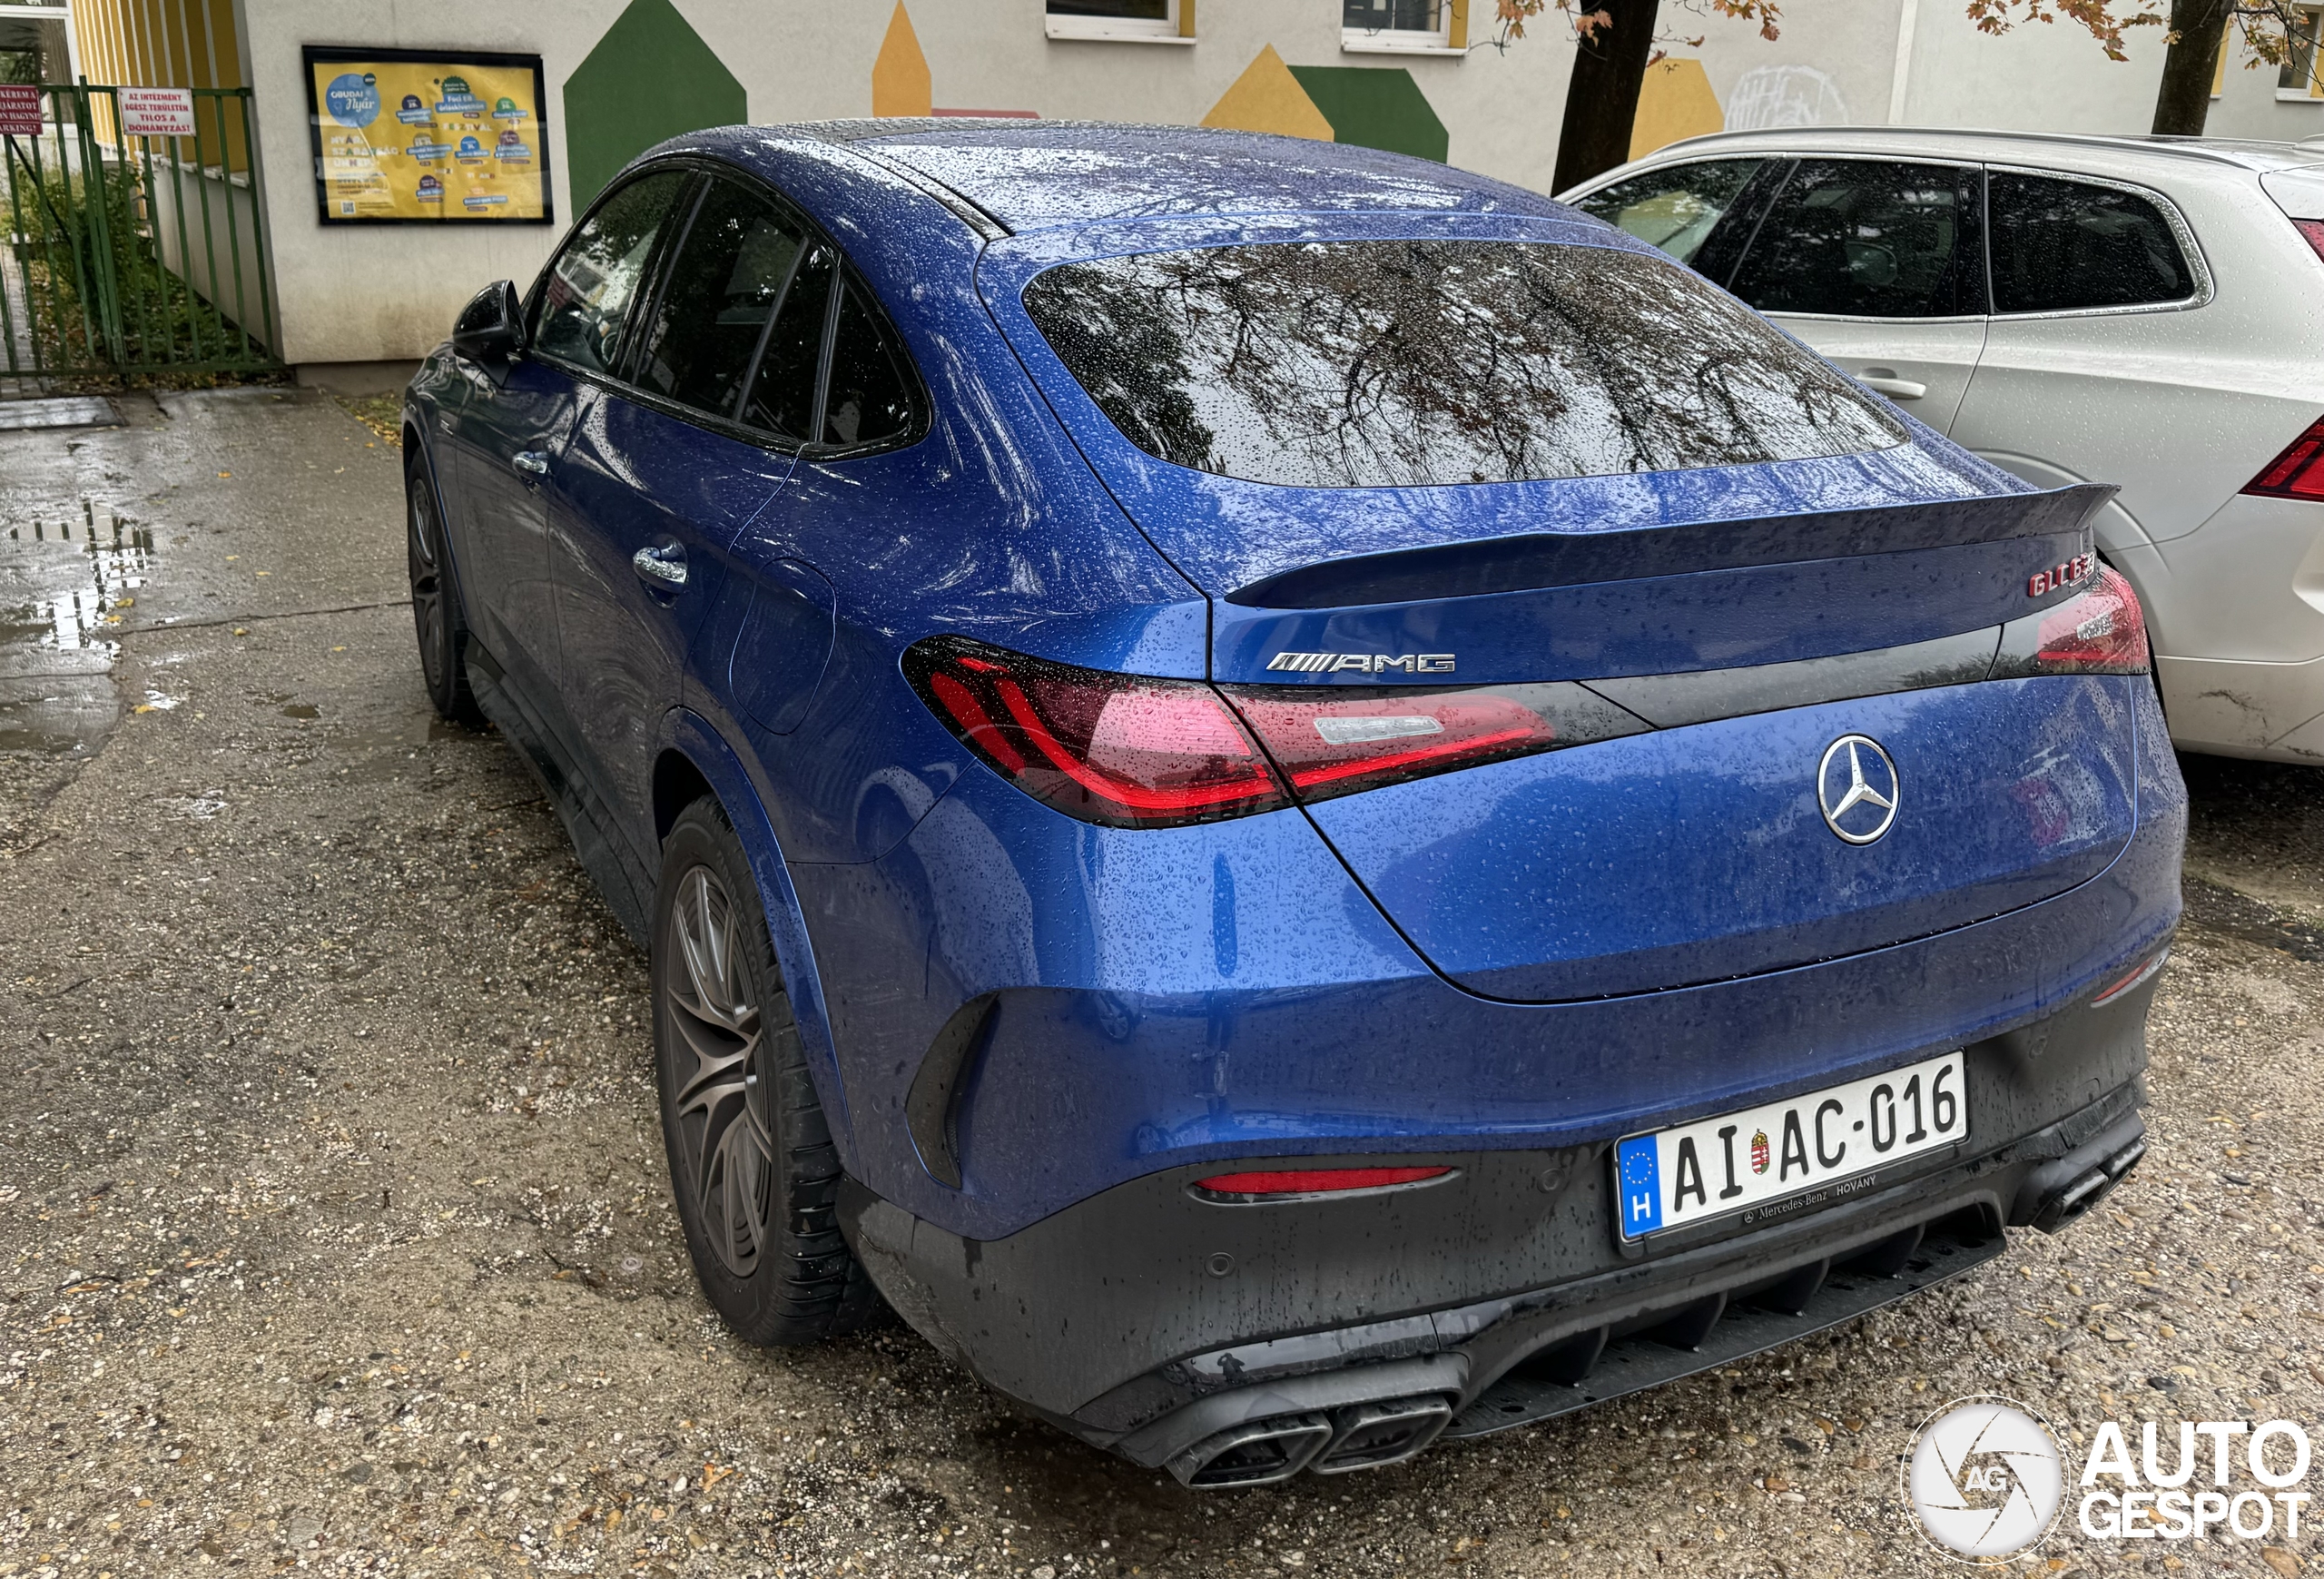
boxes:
[2152,0,2231,135]
[1551,0,1662,193]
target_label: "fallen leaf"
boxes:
[2261,1549,2299,1579]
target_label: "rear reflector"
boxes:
[2034,566,2150,675]
[2091,944,2170,1006]
[2246,415,2324,502]
[1192,1165,1453,1198]
[904,636,1287,828]
[2294,218,2324,267]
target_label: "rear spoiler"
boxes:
[1226,484,2116,610]
[2262,166,2324,222]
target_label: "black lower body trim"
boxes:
[1444,1204,2003,1438]
[465,640,653,944]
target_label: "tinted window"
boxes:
[822,281,919,447]
[629,179,808,417]
[1020,240,1903,489]
[530,171,692,377]
[1343,0,1443,26]
[738,242,834,442]
[1570,159,1765,267]
[1728,160,1983,318]
[2282,8,2321,93]
[1987,173,2195,314]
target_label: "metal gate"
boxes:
[1,80,281,381]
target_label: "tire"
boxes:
[406,456,483,725]
[653,796,887,1345]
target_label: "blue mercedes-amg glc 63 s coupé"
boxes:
[401,121,2181,1487]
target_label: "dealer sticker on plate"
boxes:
[1614,1051,1966,1241]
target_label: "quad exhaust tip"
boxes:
[2027,1136,2146,1234]
[1169,1396,1456,1488]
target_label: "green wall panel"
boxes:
[563,0,746,212]
[1286,64,1448,163]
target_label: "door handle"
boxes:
[1856,372,1927,400]
[513,450,550,475]
[633,545,688,588]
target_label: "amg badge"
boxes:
[1265,652,1456,676]
[2027,552,2095,598]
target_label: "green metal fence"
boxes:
[1,80,281,380]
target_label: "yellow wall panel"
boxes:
[1201,44,1333,142]
[1630,58,1723,160]
[872,2,932,117]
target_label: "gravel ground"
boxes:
[2,390,2319,1578]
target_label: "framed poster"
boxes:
[302,45,553,225]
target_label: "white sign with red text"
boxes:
[120,87,195,138]
[0,84,41,138]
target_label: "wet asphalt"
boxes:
[2,390,2321,1578]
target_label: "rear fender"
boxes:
[655,706,860,1173]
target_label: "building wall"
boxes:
[1631,0,2174,152]
[76,0,2324,371]
[2206,22,2324,141]
[234,0,1605,368]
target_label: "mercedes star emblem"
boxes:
[1817,735,1900,844]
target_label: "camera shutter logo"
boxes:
[1904,1396,2064,1558]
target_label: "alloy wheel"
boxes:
[665,863,774,1278]
[407,487,448,693]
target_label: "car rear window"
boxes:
[1019,240,1904,489]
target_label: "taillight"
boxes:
[2034,566,2150,675]
[905,637,1649,824]
[1219,686,1557,803]
[2292,218,2324,267]
[904,635,1286,827]
[2246,414,2324,502]
[1191,1165,1453,1200]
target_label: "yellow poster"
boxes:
[304,49,550,224]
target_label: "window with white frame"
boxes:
[2281,8,2323,99]
[1342,0,1462,54]
[1046,0,1193,44]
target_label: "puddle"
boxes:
[3,515,160,660]
[0,676,119,755]
[0,512,161,753]
[0,396,121,432]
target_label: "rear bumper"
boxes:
[2124,491,2324,756]
[801,676,2183,1244]
[839,964,2158,1480]
[2155,653,2324,761]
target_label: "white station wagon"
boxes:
[1565,129,2324,764]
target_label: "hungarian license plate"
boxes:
[1613,1051,1966,1242]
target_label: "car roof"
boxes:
[1581,124,2324,185]
[693,119,1572,234]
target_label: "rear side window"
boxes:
[1986,173,2196,314]
[1568,159,1766,268]
[822,281,917,447]
[738,242,834,442]
[1019,240,1902,489]
[629,177,807,418]
[1727,160,1984,319]
[530,170,693,378]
